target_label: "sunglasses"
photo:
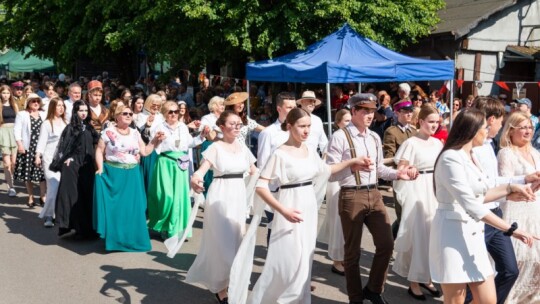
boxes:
[29,99,41,103]
[168,110,180,115]
[121,112,134,117]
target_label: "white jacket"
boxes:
[14,110,47,150]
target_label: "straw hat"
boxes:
[224,92,249,106]
[24,93,43,109]
[296,90,322,106]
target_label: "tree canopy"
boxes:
[0,0,445,80]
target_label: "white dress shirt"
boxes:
[326,123,397,185]
[305,114,328,153]
[257,119,289,170]
[472,139,525,209]
[64,99,75,122]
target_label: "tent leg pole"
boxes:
[449,79,454,128]
[246,80,251,148]
[326,83,332,137]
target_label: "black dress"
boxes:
[54,123,99,237]
[14,116,45,182]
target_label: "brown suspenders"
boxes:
[341,127,362,186]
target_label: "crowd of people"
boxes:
[1,73,540,304]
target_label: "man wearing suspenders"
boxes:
[326,93,417,304]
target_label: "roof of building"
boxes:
[507,45,540,60]
[433,0,517,38]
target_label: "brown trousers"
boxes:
[338,188,394,302]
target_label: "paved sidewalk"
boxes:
[0,182,442,304]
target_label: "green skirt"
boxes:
[147,151,191,238]
[0,124,16,155]
[141,150,158,190]
[93,162,151,252]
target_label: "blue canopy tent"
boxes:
[245,23,455,134]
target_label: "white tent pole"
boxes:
[246,80,251,117]
[246,80,251,147]
[449,79,455,128]
[326,83,332,136]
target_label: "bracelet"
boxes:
[503,222,518,236]
[506,183,512,194]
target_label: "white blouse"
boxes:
[150,121,204,154]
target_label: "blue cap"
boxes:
[517,98,532,108]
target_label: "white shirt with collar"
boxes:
[305,114,328,153]
[326,123,397,186]
[472,139,525,209]
[150,121,204,154]
[257,119,289,170]
[64,99,75,122]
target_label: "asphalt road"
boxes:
[0,182,442,304]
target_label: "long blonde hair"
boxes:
[499,112,533,149]
[0,85,19,125]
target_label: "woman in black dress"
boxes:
[52,100,100,238]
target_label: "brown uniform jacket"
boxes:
[89,106,109,133]
[383,124,417,159]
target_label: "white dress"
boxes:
[318,181,344,261]
[429,149,493,283]
[249,147,329,304]
[392,136,442,283]
[36,119,67,219]
[498,147,540,304]
[186,142,256,293]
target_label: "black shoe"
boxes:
[363,287,389,304]
[419,283,441,297]
[350,301,364,304]
[215,293,228,304]
[331,265,345,276]
[408,288,426,301]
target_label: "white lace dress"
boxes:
[498,147,540,304]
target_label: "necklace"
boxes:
[116,126,130,135]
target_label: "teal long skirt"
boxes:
[93,163,151,252]
[141,150,158,191]
[201,140,213,197]
[147,151,191,238]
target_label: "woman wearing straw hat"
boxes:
[13,93,47,207]
[224,92,265,146]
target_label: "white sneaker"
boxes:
[8,188,16,197]
[44,217,54,228]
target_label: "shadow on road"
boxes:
[99,265,216,304]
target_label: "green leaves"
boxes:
[0,0,444,78]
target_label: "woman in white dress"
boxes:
[249,108,371,304]
[187,111,257,304]
[430,108,538,304]
[319,108,351,275]
[224,92,265,146]
[35,97,67,227]
[497,112,540,304]
[392,105,442,300]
